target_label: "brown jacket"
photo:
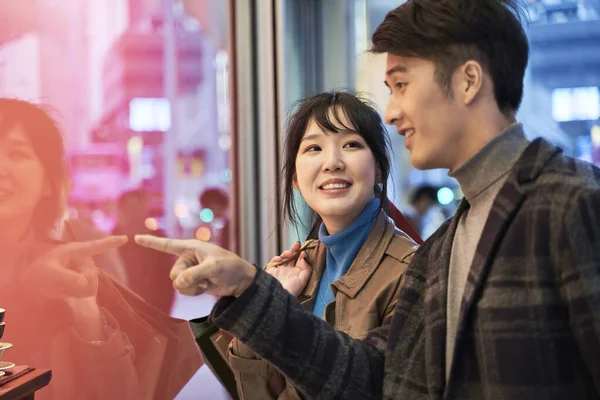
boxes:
[224,211,418,399]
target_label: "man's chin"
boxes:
[411,154,445,171]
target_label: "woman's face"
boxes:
[0,126,50,231]
[294,113,379,234]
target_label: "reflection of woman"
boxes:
[221,92,420,399]
[0,98,201,400]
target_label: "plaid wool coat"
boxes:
[212,137,600,399]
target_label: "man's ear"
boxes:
[457,60,484,106]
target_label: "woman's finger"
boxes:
[296,252,311,270]
[281,250,295,259]
[290,241,301,253]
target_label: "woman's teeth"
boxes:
[322,183,350,190]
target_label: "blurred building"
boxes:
[527,0,600,166]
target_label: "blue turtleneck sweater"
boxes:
[313,197,380,318]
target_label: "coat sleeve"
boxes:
[561,187,600,393]
[211,268,388,400]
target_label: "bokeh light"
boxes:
[144,217,158,231]
[200,208,214,223]
[195,226,212,241]
[437,187,455,205]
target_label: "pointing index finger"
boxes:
[134,235,191,255]
[59,236,128,258]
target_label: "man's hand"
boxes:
[20,236,128,301]
[266,241,312,297]
[134,235,257,297]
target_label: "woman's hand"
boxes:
[265,242,312,297]
[17,236,127,341]
[19,236,127,302]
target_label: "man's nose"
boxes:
[384,97,403,127]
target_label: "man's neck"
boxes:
[449,113,516,173]
[449,122,529,202]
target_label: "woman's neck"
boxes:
[0,217,32,242]
[321,213,360,236]
[320,197,379,236]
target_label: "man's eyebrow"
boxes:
[386,65,408,76]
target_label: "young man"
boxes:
[136,0,600,398]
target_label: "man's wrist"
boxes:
[234,262,257,297]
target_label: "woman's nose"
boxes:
[322,149,345,171]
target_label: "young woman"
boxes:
[0,98,201,399]
[224,92,420,399]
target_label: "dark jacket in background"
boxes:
[112,226,175,315]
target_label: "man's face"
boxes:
[384,54,467,171]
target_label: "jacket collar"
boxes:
[300,211,399,301]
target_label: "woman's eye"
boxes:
[395,82,407,89]
[305,145,321,152]
[343,141,362,149]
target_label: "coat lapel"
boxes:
[333,212,396,298]
[422,199,470,397]
[448,138,563,387]
[299,240,327,312]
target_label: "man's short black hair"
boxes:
[371,0,529,114]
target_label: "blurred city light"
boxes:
[129,97,171,132]
[174,203,190,218]
[437,187,455,205]
[552,87,600,122]
[200,208,214,223]
[144,217,158,231]
[218,135,231,151]
[221,168,232,183]
[591,125,600,147]
[127,136,143,153]
[195,226,212,241]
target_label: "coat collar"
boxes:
[300,211,400,301]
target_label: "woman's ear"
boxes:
[292,173,299,190]
[375,166,382,185]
